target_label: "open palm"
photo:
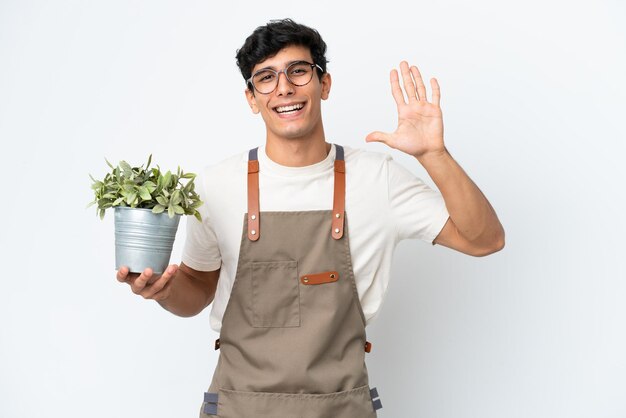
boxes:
[366,61,445,159]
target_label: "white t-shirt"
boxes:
[182,144,450,332]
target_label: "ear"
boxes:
[245,88,260,114]
[320,72,332,100]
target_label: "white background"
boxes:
[1,1,625,417]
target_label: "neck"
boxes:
[265,137,331,167]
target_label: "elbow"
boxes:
[470,229,505,257]
[487,234,506,256]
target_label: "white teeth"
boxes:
[275,103,304,113]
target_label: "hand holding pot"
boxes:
[117,264,178,301]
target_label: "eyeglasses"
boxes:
[247,61,324,94]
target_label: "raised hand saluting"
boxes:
[366,61,445,160]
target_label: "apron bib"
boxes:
[200,145,382,417]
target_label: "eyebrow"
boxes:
[254,59,309,72]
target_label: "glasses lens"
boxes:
[286,62,314,86]
[252,70,278,94]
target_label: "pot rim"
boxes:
[113,206,183,216]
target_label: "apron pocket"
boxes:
[251,260,300,327]
[217,385,376,418]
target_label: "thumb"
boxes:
[365,131,392,145]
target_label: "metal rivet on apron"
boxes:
[330,273,336,279]
[251,214,256,220]
[334,228,340,233]
[251,230,256,235]
[303,277,309,283]
[335,213,341,218]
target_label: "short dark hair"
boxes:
[236,18,328,91]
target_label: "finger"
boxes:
[140,270,172,300]
[139,264,178,300]
[131,268,153,294]
[160,264,178,286]
[116,266,129,282]
[400,61,418,103]
[410,66,427,102]
[117,266,140,284]
[365,131,392,145]
[390,69,406,106]
[431,78,441,107]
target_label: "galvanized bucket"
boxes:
[114,207,181,274]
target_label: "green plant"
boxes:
[88,154,203,221]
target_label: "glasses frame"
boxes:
[247,61,324,95]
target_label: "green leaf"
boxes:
[144,181,157,193]
[120,160,132,172]
[194,211,202,222]
[152,204,165,214]
[190,200,204,209]
[146,154,152,170]
[126,192,137,205]
[167,205,174,218]
[171,190,182,205]
[113,197,125,205]
[99,208,106,219]
[105,157,114,169]
[163,171,172,188]
[156,196,168,206]
[173,205,184,215]
[138,186,151,201]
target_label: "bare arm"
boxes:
[422,149,505,256]
[117,262,220,317]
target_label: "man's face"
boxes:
[245,45,331,142]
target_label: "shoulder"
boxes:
[347,145,422,183]
[341,146,394,199]
[197,150,248,187]
[342,145,392,170]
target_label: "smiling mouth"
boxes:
[273,102,305,115]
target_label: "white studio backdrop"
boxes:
[1,1,625,417]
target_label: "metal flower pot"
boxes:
[114,207,181,274]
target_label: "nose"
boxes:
[275,70,294,96]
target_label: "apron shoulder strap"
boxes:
[249,147,259,161]
[332,144,346,240]
[247,148,260,241]
[335,144,344,161]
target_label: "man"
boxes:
[117,18,504,417]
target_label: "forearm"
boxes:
[417,148,504,246]
[157,269,215,317]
